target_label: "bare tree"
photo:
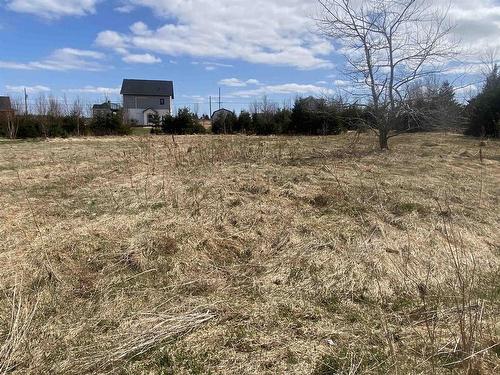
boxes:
[70,97,84,136]
[3,97,22,139]
[35,94,48,138]
[47,95,62,118]
[316,0,457,149]
[480,47,498,77]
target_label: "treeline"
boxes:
[152,78,488,137]
[190,80,466,136]
[210,97,365,135]
[1,68,499,139]
[150,108,206,135]
[152,70,499,139]
[0,112,131,139]
[0,96,130,139]
[148,97,365,137]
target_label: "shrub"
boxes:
[395,80,465,133]
[14,116,44,138]
[160,108,205,135]
[89,112,131,136]
[1,114,86,139]
[236,111,252,133]
[290,97,343,135]
[273,108,292,134]
[251,112,278,135]
[212,111,237,134]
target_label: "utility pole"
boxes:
[209,96,212,117]
[24,88,28,115]
[218,88,221,110]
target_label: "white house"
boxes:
[120,79,174,126]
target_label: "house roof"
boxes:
[211,108,233,118]
[93,101,121,110]
[120,79,174,99]
[0,96,12,111]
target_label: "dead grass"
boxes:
[0,132,499,374]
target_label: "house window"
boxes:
[147,114,155,124]
[160,99,165,105]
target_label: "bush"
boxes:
[251,112,278,135]
[160,108,205,135]
[0,114,88,139]
[290,97,343,135]
[14,116,44,138]
[236,111,252,133]
[395,80,464,133]
[212,111,237,134]
[89,112,131,136]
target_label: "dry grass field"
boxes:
[0,133,499,374]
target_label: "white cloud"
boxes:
[5,85,51,94]
[0,48,106,71]
[454,84,479,95]
[96,30,129,49]
[6,0,100,19]
[449,1,500,52]
[115,3,135,13]
[333,80,349,87]
[232,83,334,97]
[122,53,161,64]
[219,78,260,87]
[96,32,160,64]
[130,21,152,36]
[6,0,500,76]
[182,94,205,103]
[96,1,335,69]
[246,79,261,85]
[64,85,120,94]
[191,61,234,70]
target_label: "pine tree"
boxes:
[466,65,500,138]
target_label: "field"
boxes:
[0,133,499,374]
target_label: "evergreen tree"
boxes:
[466,65,500,137]
[236,111,252,133]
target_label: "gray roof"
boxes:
[93,101,121,110]
[211,108,233,117]
[0,96,12,111]
[120,79,174,98]
[211,108,234,121]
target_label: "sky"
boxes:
[1,0,499,115]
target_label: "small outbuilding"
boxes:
[211,108,233,123]
[0,96,14,114]
[0,96,15,121]
[92,101,121,118]
[0,96,16,138]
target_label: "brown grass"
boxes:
[0,133,499,374]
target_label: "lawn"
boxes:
[0,133,498,374]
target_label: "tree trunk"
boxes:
[379,129,389,150]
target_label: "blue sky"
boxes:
[1,0,499,115]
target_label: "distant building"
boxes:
[0,96,15,120]
[0,96,14,112]
[211,108,233,123]
[120,79,174,126]
[0,96,16,138]
[92,101,121,118]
